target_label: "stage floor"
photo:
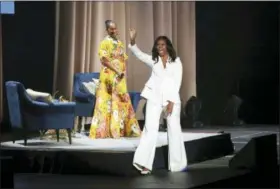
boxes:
[1,125,279,189]
[0,132,220,152]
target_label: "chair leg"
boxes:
[12,129,16,143]
[77,116,83,133]
[81,122,85,133]
[12,131,15,143]
[67,129,72,145]
[23,129,27,146]
[24,138,27,146]
[55,130,60,142]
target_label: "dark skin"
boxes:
[101,22,124,79]
[130,28,174,116]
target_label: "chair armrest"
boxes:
[73,78,94,102]
[25,100,76,114]
[73,90,95,102]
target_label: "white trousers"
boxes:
[133,100,187,172]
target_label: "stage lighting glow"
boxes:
[0,1,15,14]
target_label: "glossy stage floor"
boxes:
[1,125,279,188]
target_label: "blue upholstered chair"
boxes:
[73,72,100,118]
[129,91,141,112]
[5,81,76,145]
[73,72,142,131]
[73,72,99,132]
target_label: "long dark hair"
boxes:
[152,36,177,63]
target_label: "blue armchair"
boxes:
[73,72,142,131]
[73,72,99,133]
[5,81,76,145]
[129,91,141,112]
[73,72,100,118]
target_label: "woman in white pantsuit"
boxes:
[128,29,187,175]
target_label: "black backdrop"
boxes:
[1,2,55,131]
[1,2,279,131]
[196,2,279,125]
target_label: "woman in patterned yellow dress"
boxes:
[89,20,141,139]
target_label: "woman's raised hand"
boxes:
[129,28,137,42]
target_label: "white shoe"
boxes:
[141,169,151,175]
[133,163,151,175]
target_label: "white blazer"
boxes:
[128,44,183,105]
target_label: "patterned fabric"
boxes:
[89,36,141,139]
[41,98,74,140]
[41,129,71,140]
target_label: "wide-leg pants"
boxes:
[133,100,187,172]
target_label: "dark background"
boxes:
[1,1,56,131]
[196,2,279,125]
[0,2,279,131]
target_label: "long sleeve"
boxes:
[128,44,154,68]
[167,57,183,103]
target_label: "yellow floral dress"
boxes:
[89,36,141,139]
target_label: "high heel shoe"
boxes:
[133,163,151,175]
[141,168,151,175]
